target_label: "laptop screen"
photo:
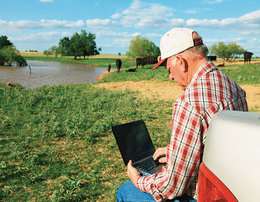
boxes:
[112,120,155,165]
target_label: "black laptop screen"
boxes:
[112,120,155,165]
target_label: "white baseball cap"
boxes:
[152,28,203,70]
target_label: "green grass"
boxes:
[102,63,260,85]
[220,63,260,84]
[1,61,259,201]
[0,84,172,201]
[101,65,170,83]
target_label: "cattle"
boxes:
[136,56,157,68]
[126,68,137,72]
[244,51,253,63]
[107,64,111,73]
[116,59,122,72]
[208,55,217,61]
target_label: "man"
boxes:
[116,28,248,201]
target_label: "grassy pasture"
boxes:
[0,58,259,201]
[0,84,172,201]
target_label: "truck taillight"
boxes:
[198,162,238,202]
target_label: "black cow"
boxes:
[126,68,137,72]
[107,64,111,73]
[208,55,217,61]
[136,56,157,68]
[136,57,146,68]
[244,51,253,63]
[116,59,122,72]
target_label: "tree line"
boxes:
[209,42,246,61]
[125,36,247,62]
[0,36,27,66]
[1,31,249,67]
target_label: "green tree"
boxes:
[0,36,27,66]
[58,30,101,59]
[70,32,82,59]
[49,46,60,57]
[80,30,101,59]
[0,35,13,49]
[15,54,28,66]
[59,37,72,56]
[43,50,52,57]
[126,36,160,58]
[0,45,18,66]
[210,42,245,61]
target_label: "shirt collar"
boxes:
[186,61,216,90]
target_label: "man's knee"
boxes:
[116,181,132,201]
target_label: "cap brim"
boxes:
[152,58,166,70]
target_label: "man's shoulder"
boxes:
[180,68,246,111]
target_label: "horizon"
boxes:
[1,0,260,56]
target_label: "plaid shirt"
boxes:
[137,62,248,201]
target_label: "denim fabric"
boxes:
[116,181,197,202]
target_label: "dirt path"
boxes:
[95,80,260,112]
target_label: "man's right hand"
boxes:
[153,147,167,163]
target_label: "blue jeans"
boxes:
[116,181,197,202]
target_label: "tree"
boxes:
[0,35,13,49]
[209,42,245,61]
[0,36,27,66]
[43,50,52,57]
[49,46,60,57]
[59,37,72,56]
[0,45,18,66]
[15,55,27,66]
[70,32,82,59]
[81,30,101,59]
[126,36,160,58]
[58,30,101,59]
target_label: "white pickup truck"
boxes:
[197,110,260,202]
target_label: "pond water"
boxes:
[0,60,114,89]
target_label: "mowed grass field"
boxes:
[1,55,260,201]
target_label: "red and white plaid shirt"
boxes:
[137,62,248,201]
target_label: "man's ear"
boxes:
[175,55,188,72]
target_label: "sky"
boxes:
[1,0,260,56]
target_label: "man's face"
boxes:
[166,56,187,90]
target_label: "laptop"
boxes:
[112,120,165,175]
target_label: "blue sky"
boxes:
[1,0,260,56]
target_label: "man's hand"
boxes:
[153,147,167,163]
[127,160,141,187]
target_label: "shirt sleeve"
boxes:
[137,100,203,201]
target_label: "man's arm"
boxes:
[136,101,203,201]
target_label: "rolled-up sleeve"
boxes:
[137,101,203,201]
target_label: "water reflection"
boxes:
[0,60,114,89]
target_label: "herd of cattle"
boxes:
[112,51,254,72]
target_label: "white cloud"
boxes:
[204,0,223,4]
[117,0,174,29]
[111,13,122,19]
[9,31,72,42]
[40,0,54,2]
[184,9,260,31]
[0,19,84,34]
[86,19,118,30]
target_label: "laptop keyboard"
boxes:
[134,157,160,172]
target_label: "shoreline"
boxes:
[96,70,117,81]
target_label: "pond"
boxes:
[0,60,114,89]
